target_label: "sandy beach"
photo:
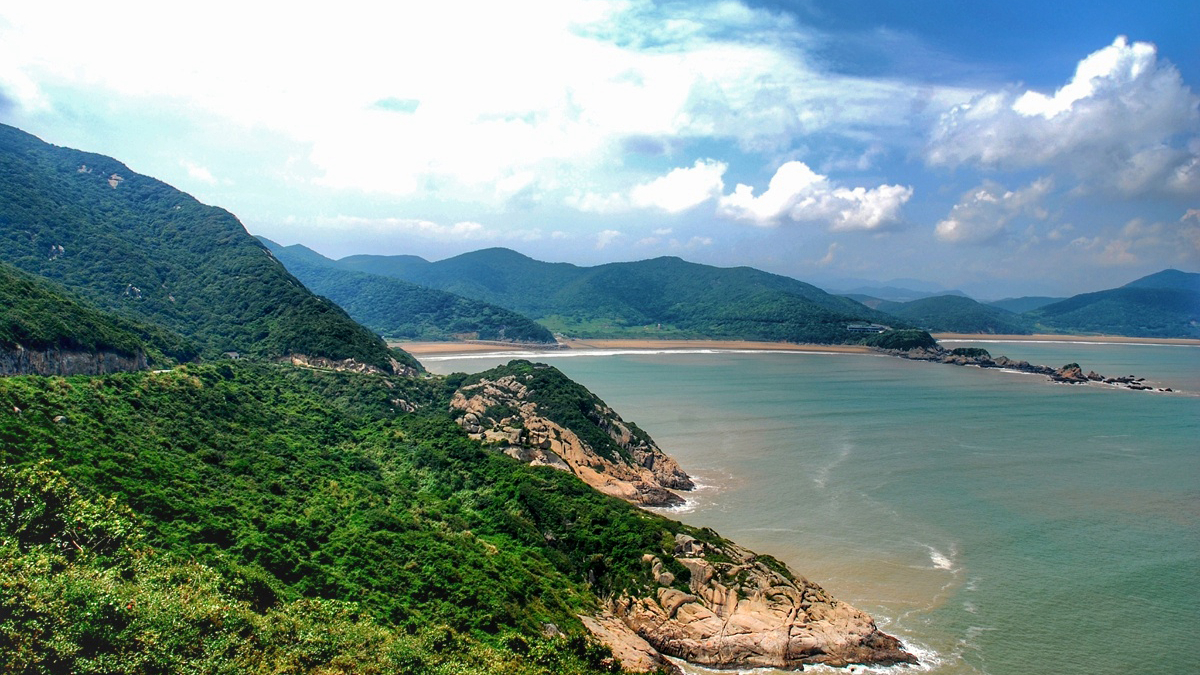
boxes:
[396,333,1200,356]
[397,338,869,356]
[932,333,1200,346]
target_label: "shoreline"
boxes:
[396,334,1199,357]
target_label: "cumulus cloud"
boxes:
[596,229,623,249]
[716,161,912,230]
[570,159,726,214]
[629,159,727,213]
[318,215,486,239]
[927,37,1200,197]
[935,178,1054,244]
[0,1,971,207]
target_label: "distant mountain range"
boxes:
[287,246,898,344]
[843,270,1198,338]
[260,239,557,344]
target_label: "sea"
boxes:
[420,341,1200,675]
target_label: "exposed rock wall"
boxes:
[0,345,147,377]
[450,374,693,506]
[587,533,915,672]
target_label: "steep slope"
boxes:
[331,248,895,343]
[0,124,418,372]
[261,239,555,344]
[448,360,693,506]
[0,260,195,374]
[881,294,1034,334]
[1027,269,1200,337]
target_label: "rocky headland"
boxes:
[450,368,693,506]
[879,346,1174,392]
[583,532,916,673]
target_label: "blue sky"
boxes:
[1,0,1197,298]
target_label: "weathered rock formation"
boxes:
[880,346,1174,392]
[584,533,915,672]
[450,373,693,506]
[0,345,147,377]
[281,353,420,378]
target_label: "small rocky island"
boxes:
[879,344,1173,391]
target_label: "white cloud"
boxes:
[927,37,1200,197]
[596,229,623,249]
[716,161,912,230]
[935,178,1053,244]
[317,215,486,239]
[180,160,217,185]
[629,159,726,213]
[0,1,969,207]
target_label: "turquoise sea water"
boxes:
[421,344,1200,675]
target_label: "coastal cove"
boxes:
[419,341,1200,675]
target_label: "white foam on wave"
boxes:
[939,338,1198,349]
[421,347,866,362]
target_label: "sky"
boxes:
[1,0,1197,299]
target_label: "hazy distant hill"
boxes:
[876,295,1034,334]
[261,239,556,344]
[0,124,417,371]
[326,248,896,343]
[1027,269,1200,338]
[987,296,1065,314]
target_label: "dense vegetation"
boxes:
[261,239,556,344]
[324,248,897,343]
[0,124,417,372]
[1026,287,1200,337]
[0,361,728,673]
[0,462,625,674]
[0,261,195,363]
[878,294,1034,335]
[860,329,938,350]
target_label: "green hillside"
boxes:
[0,361,705,672]
[0,260,194,363]
[261,239,556,344]
[1120,268,1200,292]
[881,294,1034,334]
[986,296,1064,314]
[0,124,417,372]
[1028,286,1200,337]
[331,248,895,343]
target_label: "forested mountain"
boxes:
[1027,269,1200,337]
[0,260,194,365]
[986,296,1064,314]
[0,124,417,372]
[261,239,556,344]
[323,248,896,343]
[877,294,1034,335]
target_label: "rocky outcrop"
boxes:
[450,373,693,506]
[881,346,1175,392]
[280,353,420,377]
[0,345,147,377]
[585,533,915,672]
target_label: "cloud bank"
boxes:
[927,37,1200,197]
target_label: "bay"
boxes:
[422,344,1200,675]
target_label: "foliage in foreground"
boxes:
[0,362,718,673]
[0,463,622,674]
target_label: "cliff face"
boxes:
[450,373,693,506]
[0,345,147,377]
[587,533,915,672]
